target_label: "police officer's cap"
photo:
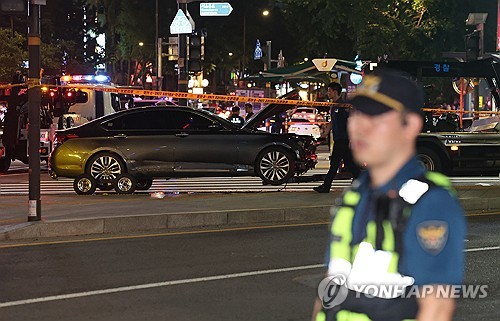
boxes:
[348,69,424,116]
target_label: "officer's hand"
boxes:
[346,242,415,299]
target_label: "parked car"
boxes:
[416,116,500,175]
[49,106,317,194]
[287,117,321,139]
[290,107,324,123]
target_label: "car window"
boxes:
[103,109,215,131]
[290,118,310,123]
[104,110,167,130]
[167,110,213,130]
[111,93,121,112]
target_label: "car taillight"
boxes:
[53,133,78,147]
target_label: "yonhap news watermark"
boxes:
[318,275,488,308]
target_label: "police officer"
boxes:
[244,103,254,121]
[227,105,244,127]
[312,70,466,321]
[314,82,359,193]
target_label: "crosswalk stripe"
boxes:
[0,175,354,195]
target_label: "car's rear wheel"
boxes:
[73,174,97,195]
[0,157,11,173]
[114,173,137,194]
[88,152,125,183]
[256,147,295,185]
[136,178,153,190]
[417,147,443,173]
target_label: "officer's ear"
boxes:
[402,112,423,137]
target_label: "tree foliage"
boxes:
[277,0,475,60]
[0,29,26,82]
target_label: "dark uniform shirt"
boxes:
[331,98,349,140]
[228,115,244,127]
[327,157,466,286]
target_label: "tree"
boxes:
[0,28,27,82]
[277,0,476,61]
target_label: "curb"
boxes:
[1,194,499,241]
[0,205,331,241]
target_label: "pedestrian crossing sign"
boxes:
[170,9,193,34]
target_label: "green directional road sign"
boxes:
[200,2,233,17]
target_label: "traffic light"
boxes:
[465,30,480,61]
[188,35,203,73]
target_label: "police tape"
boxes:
[2,82,500,115]
[421,108,500,115]
[0,83,27,90]
[42,84,339,108]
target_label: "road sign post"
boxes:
[171,5,192,105]
[28,0,46,221]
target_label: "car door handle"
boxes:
[113,134,127,139]
[175,133,189,138]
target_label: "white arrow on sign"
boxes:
[170,9,193,34]
[312,58,338,72]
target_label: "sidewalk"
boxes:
[1,185,500,241]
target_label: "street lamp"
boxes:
[242,9,270,77]
[139,42,144,47]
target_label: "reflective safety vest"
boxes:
[316,172,454,321]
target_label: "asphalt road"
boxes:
[0,215,499,321]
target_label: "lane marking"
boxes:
[0,264,324,308]
[1,243,499,308]
[465,211,500,217]
[465,246,500,252]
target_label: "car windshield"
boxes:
[294,108,315,114]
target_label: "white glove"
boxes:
[346,242,414,299]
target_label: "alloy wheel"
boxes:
[90,155,123,181]
[259,150,291,183]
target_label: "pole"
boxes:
[155,0,160,79]
[497,0,500,52]
[242,14,246,77]
[28,0,42,221]
[459,78,464,129]
[177,1,188,106]
[266,40,272,70]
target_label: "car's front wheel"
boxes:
[73,174,97,195]
[256,147,295,185]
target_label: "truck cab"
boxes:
[0,74,122,173]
